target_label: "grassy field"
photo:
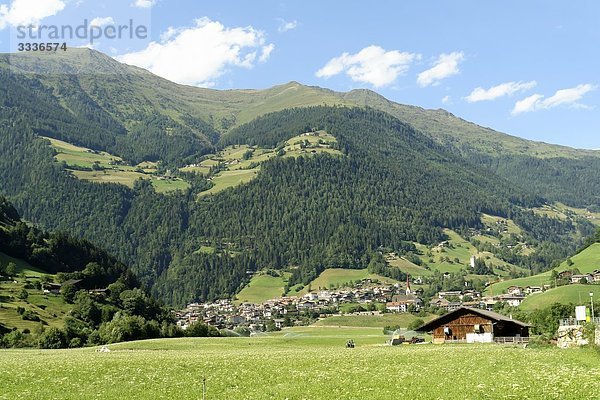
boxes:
[45,136,190,193]
[532,202,600,226]
[235,272,291,304]
[487,242,600,295]
[288,268,398,296]
[195,131,340,197]
[0,267,69,331]
[44,137,123,169]
[412,229,523,277]
[313,313,433,328]
[519,284,600,310]
[1,329,598,399]
[0,252,47,277]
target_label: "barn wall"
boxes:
[432,313,493,341]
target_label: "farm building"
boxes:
[416,307,530,344]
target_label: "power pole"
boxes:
[202,377,206,400]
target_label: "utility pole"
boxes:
[590,292,595,321]
[202,377,206,400]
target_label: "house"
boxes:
[570,274,593,284]
[416,307,530,344]
[506,286,524,296]
[525,286,543,294]
[386,294,422,313]
[499,295,526,307]
[593,270,600,283]
[438,290,462,300]
[42,282,62,294]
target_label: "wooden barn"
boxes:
[416,307,530,344]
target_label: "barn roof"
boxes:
[416,307,531,332]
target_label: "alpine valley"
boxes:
[2,48,600,312]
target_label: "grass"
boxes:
[201,169,259,196]
[481,213,522,235]
[532,202,600,226]
[43,137,122,169]
[195,131,340,197]
[387,257,433,276]
[412,229,521,277]
[45,136,190,193]
[0,252,47,277]
[288,268,398,296]
[1,331,598,399]
[486,242,600,295]
[519,284,600,311]
[235,272,291,304]
[313,313,433,328]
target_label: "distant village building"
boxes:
[416,307,530,344]
[570,274,594,284]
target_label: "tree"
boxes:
[5,262,17,277]
[408,318,425,331]
[185,321,220,337]
[38,327,67,349]
[61,284,77,304]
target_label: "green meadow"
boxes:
[487,242,600,295]
[0,253,68,331]
[195,131,340,197]
[235,272,291,304]
[45,137,190,193]
[519,284,600,310]
[288,268,398,296]
[1,328,598,400]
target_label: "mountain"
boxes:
[0,49,597,306]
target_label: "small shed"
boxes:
[416,307,530,344]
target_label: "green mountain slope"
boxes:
[1,49,597,306]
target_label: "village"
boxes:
[174,268,600,333]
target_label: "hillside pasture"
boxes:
[288,268,398,296]
[519,284,600,311]
[234,272,291,304]
[0,332,598,399]
[487,242,600,295]
[195,131,340,197]
[46,137,189,193]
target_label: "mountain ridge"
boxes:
[3,48,598,159]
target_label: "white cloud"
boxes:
[90,17,115,28]
[417,51,464,87]
[316,45,421,88]
[259,43,274,62]
[442,95,451,104]
[465,81,537,103]
[277,18,298,32]
[511,84,597,115]
[133,0,155,8]
[512,94,544,115]
[0,0,65,30]
[117,17,273,87]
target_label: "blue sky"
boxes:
[1,1,599,149]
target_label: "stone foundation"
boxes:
[557,325,600,348]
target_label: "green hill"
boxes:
[487,242,600,295]
[0,196,178,347]
[519,284,600,310]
